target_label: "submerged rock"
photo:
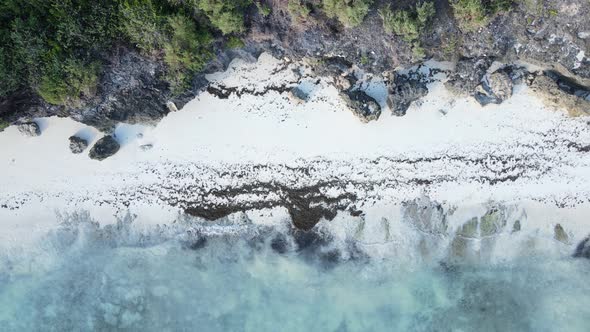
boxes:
[288,86,309,103]
[512,220,521,233]
[17,122,41,137]
[554,224,570,244]
[457,218,479,238]
[89,136,120,161]
[68,136,89,154]
[480,208,507,237]
[402,197,448,235]
[340,90,381,122]
[574,237,590,258]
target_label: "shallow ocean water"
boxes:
[0,215,589,332]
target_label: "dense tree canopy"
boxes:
[0,0,252,104]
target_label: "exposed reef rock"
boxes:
[402,197,448,235]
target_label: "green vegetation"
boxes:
[288,0,311,21]
[256,1,272,17]
[360,54,369,65]
[226,36,245,49]
[197,0,252,35]
[322,0,372,28]
[37,59,100,106]
[450,0,513,31]
[120,0,165,53]
[0,119,9,131]
[0,0,249,104]
[163,15,212,92]
[442,33,461,58]
[379,1,435,58]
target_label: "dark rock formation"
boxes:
[445,57,494,97]
[69,136,89,154]
[574,237,590,259]
[88,136,120,161]
[340,90,381,122]
[529,74,590,116]
[16,122,41,137]
[475,70,514,106]
[388,74,429,116]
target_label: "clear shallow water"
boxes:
[1,216,589,332]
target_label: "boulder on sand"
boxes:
[17,122,41,137]
[88,135,120,161]
[69,136,89,154]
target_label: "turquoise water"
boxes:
[1,217,589,332]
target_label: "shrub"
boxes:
[322,0,372,28]
[120,0,164,53]
[0,0,225,103]
[256,1,272,17]
[381,9,418,41]
[37,59,100,106]
[416,1,436,25]
[0,119,8,131]
[226,35,245,48]
[288,0,311,20]
[197,0,252,35]
[451,0,513,31]
[163,15,212,92]
[379,2,435,59]
[0,47,20,97]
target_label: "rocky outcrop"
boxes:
[529,74,590,116]
[387,73,429,116]
[17,122,41,137]
[69,136,89,154]
[474,70,514,106]
[445,58,494,97]
[340,90,381,122]
[88,136,120,161]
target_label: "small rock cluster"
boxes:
[17,122,41,137]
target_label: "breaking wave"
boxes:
[0,209,589,331]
